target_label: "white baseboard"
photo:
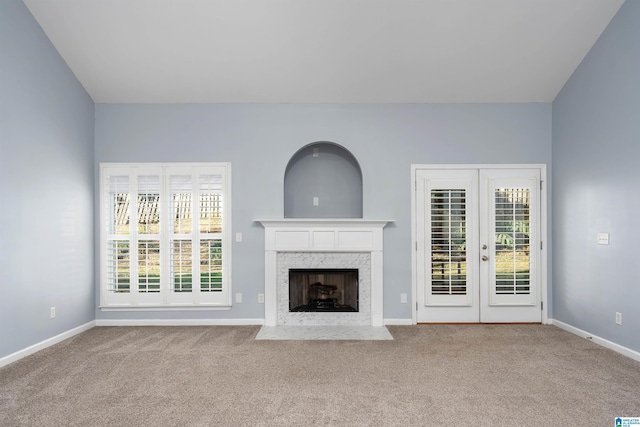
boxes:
[95,318,265,326]
[384,318,414,325]
[551,319,640,362]
[0,321,96,368]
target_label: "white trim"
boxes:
[384,318,414,325]
[411,163,547,170]
[539,165,548,324]
[256,218,393,226]
[552,319,640,362]
[99,305,232,311]
[95,318,264,326]
[0,321,96,368]
[410,164,548,325]
[410,166,418,325]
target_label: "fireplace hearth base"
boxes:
[255,325,393,341]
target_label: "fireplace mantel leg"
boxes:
[264,251,278,326]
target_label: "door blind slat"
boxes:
[430,189,467,296]
[494,188,531,295]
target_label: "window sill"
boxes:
[99,305,232,312]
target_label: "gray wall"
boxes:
[284,142,363,218]
[95,103,552,321]
[552,0,640,352]
[0,1,95,359]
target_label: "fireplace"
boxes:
[257,219,392,326]
[289,268,359,312]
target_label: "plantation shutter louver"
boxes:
[494,188,531,295]
[430,189,467,296]
[100,163,231,308]
[106,174,131,294]
[198,174,223,292]
[169,174,193,293]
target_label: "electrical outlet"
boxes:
[50,307,56,319]
[597,233,609,245]
[258,293,265,304]
[400,293,407,303]
[235,293,242,303]
[615,312,622,325]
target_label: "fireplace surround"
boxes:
[257,219,392,326]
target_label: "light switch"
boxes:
[597,233,609,245]
[235,232,242,242]
[313,197,319,206]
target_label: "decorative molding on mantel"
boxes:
[255,219,393,252]
[256,219,394,327]
[256,218,393,226]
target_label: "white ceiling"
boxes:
[23,0,625,104]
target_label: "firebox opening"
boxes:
[289,268,359,312]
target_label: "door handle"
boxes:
[481,255,489,261]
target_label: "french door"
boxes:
[415,167,543,323]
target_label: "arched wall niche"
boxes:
[284,142,363,218]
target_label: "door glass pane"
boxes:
[494,188,531,294]
[430,189,467,295]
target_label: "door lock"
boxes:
[482,244,487,250]
[482,255,489,261]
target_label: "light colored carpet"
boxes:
[1,325,639,426]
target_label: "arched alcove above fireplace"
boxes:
[284,142,363,218]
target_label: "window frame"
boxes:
[99,162,232,310]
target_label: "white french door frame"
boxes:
[410,164,549,324]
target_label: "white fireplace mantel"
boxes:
[256,219,393,327]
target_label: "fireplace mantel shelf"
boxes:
[256,219,393,252]
[255,219,394,227]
